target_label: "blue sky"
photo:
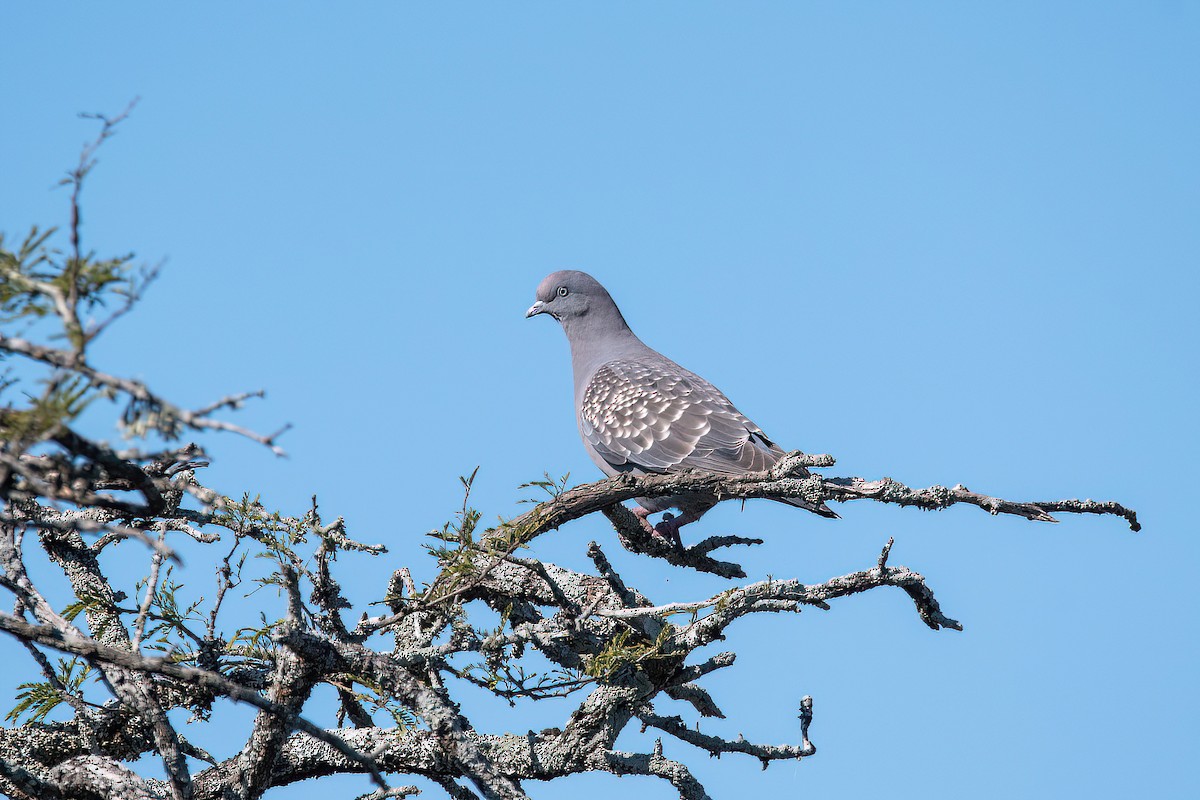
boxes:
[1,3,1196,798]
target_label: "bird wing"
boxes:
[579,355,782,475]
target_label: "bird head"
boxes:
[525,270,611,322]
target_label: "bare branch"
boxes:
[420,456,1141,588]
[639,708,814,764]
[131,525,167,649]
[601,504,760,579]
[598,543,961,639]
[0,755,65,800]
[50,754,164,800]
[823,476,1141,532]
[599,748,710,800]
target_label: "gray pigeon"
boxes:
[526,270,836,545]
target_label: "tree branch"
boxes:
[0,614,389,796]
[638,708,814,765]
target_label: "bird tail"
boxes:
[760,445,838,517]
[780,496,840,519]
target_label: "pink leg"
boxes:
[631,505,658,536]
[653,510,706,549]
[632,505,710,548]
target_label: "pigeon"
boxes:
[526,269,836,545]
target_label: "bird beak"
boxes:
[525,301,545,319]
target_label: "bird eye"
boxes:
[557,286,569,297]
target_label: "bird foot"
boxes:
[652,512,683,549]
[632,505,686,549]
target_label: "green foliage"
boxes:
[213,494,291,546]
[6,657,94,725]
[0,376,93,443]
[517,472,571,503]
[429,470,566,573]
[213,494,303,599]
[60,591,121,642]
[55,253,138,314]
[0,111,161,448]
[213,502,301,634]
[0,227,58,322]
[423,469,485,580]
[344,677,420,729]
[224,612,284,672]
[137,566,206,655]
[0,225,140,351]
[61,593,109,624]
[584,625,676,682]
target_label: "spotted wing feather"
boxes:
[580,356,782,475]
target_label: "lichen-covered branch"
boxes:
[638,707,815,765]
[489,455,1138,549]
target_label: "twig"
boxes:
[131,525,167,649]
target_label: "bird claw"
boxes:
[653,513,683,549]
[631,506,685,549]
